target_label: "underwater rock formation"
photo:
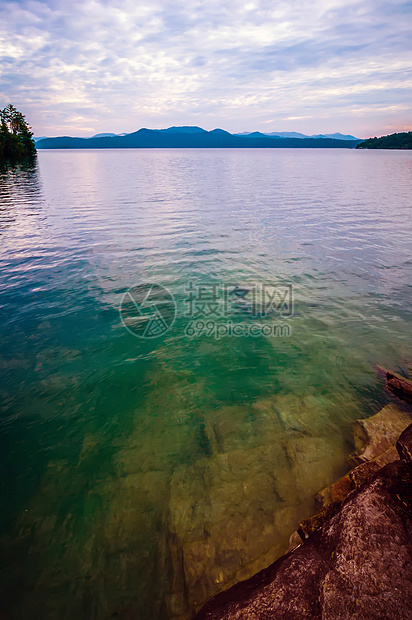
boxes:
[164,397,347,617]
[168,395,411,618]
[347,403,411,467]
[377,366,412,403]
[195,424,412,620]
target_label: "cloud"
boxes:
[0,0,411,136]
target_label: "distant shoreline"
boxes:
[356,131,412,150]
[36,128,361,150]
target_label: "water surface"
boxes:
[1,148,411,618]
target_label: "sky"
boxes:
[0,0,411,138]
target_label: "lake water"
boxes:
[1,148,411,619]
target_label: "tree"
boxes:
[356,131,412,150]
[0,104,36,162]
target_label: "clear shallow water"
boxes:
[0,148,411,618]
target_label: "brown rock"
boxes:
[317,445,400,512]
[317,445,400,511]
[373,444,399,467]
[195,461,412,620]
[348,404,411,466]
[315,473,352,508]
[397,423,412,462]
[297,501,341,540]
[349,460,381,487]
[386,370,412,402]
[288,531,302,552]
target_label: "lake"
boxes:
[1,148,411,618]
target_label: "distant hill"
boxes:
[311,132,359,140]
[235,131,281,139]
[356,132,412,150]
[235,131,359,140]
[92,132,118,138]
[154,126,206,134]
[268,131,309,139]
[36,127,361,150]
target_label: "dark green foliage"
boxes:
[356,131,412,150]
[0,104,36,163]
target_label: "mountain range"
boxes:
[235,131,358,140]
[35,126,362,149]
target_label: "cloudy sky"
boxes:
[1,0,411,138]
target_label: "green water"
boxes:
[0,149,411,618]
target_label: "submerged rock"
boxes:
[195,457,412,620]
[164,396,349,617]
[347,403,411,467]
[315,473,352,508]
[166,444,295,616]
[378,367,412,403]
[286,435,347,501]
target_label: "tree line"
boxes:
[356,131,412,150]
[0,104,36,163]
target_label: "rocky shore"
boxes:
[195,372,412,619]
[15,368,411,619]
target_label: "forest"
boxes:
[0,104,36,163]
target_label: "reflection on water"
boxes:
[0,160,43,233]
[0,149,412,618]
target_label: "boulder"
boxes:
[387,371,412,402]
[287,531,302,552]
[315,473,352,508]
[397,423,412,462]
[376,365,412,403]
[347,404,411,467]
[349,460,381,487]
[373,444,400,467]
[297,501,341,540]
